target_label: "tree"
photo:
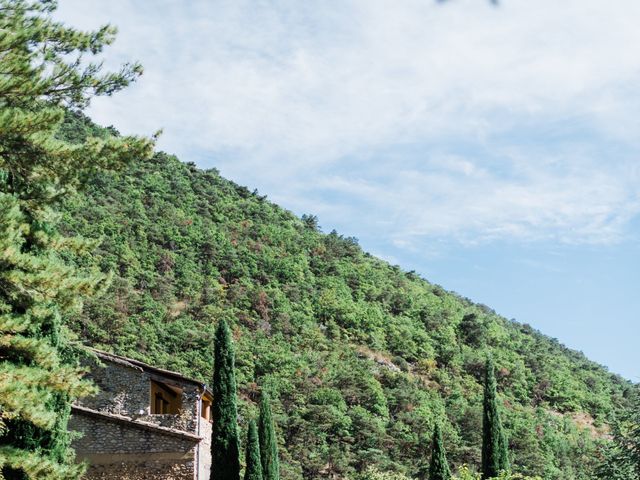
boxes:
[258,392,280,480]
[355,467,411,480]
[244,420,263,480]
[0,1,153,478]
[429,423,451,480]
[596,446,635,480]
[626,389,640,478]
[597,387,640,479]
[210,319,241,480]
[481,359,509,479]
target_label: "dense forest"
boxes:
[57,113,635,480]
[1,2,636,479]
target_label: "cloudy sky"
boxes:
[56,0,640,380]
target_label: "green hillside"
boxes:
[60,113,632,480]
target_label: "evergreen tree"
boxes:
[210,319,241,480]
[596,443,636,480]
[481,359,509,479]
[428,423,451,480]
[258,393,280,480]
[244,420,263,480]
[0,1,153,478]
[597,387,640,479]
[629,389,640,478]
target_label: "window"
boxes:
[200,393,213,421]
[150,380,182,414]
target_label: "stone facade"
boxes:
[197,419,213,480]
[69,349,213,480]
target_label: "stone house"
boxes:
[69,349,214,480]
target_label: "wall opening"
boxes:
[150,380,183,414]
[201,395,212,421]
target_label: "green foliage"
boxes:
[259,393,280,480]
[429,423,452,480]
[482,359,509,479]
[211,319,241,480]
[353,467,411,480]
[486,473,542,480]
[596,387,640,479]
[0,1,153,478]
[245,420,263,480]
[453,466,542,480]
[56,116,634,479]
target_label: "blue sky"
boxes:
[56,0,639,380]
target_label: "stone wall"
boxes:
[79,359,148,416]
[77,461,193,480]
[70,352,215,479]
[78,354,201,433]
[197,419,213,480]
[69,410,199,480]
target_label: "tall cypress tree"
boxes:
[258,393,280,480]
[210,319,241,480]
[481,358,509,479]
[428,423,451,480]
[0,1,153,478]
[244,420,263,480]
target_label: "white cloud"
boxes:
[306,152,639,245]
[54,0,640,245]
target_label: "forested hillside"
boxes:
[60,113,633,480]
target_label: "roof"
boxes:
[88,347,213,397]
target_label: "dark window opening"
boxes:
[150,380,182,414]
[201,397,212,421]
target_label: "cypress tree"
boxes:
[210,319,241,480]
[244,420,263,480]
[428,423,451,480]
[0,1,153,478]
[258,393,280,480]
[481,358,509,479]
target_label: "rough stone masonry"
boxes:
[68,349,213,480]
